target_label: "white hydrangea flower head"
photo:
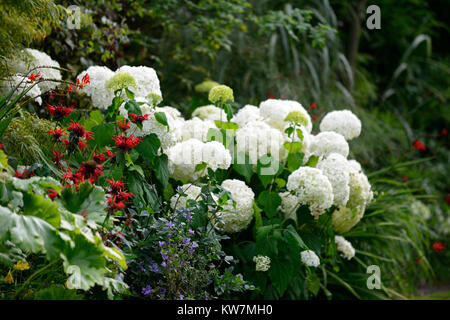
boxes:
[180,117,216,142]
[192,104,227,122]
[118,99,179,149]
[0,75,42,105]
[316,153,352,207]
[235,120,287,166]
[335,235,355,260]
[202,141,232,172]
[231,104,262,128]
[278,191,299,222]
[348,159,363,173]
[213,179,255,233]
[253,255,271,272]
[259,99,312,133]
[170,184,202,209]
[320,110,362,140]
[115,65,162,102]
[305,131,349,162]
[347,170,373,210]
[158,106,182,119]
[286,167,334,216]
[167,139,231,182]
[332,206,365,233]
[77,66,115,110]
[9,48,62,93]
[301,250,320,267]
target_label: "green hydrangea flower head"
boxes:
[105,72,137,92]
[284,110,309,127]
[332,206,364,233]
[194,79,220,93]
[208,85,234,104]
[146,93,163,106]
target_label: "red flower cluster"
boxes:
[129,113,149,124]
[48,128,66,142]
[14,168,34,179]
[266,92,275,99]
[76,160,104,184]
[68,121,93,140]
[412,140,426,151]
[432,242,446,253]
[48,104,74,118]
[28,72,40,83]
[76,73,90,90]
[112,135,141,152]
[51,151,65,168]
[47,189,59,201]
[106,179,134,213]
[93,152,107,164]
[118,120,131,132]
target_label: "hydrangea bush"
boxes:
[0,49,376,300]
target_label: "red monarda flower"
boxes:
[48,104,74,118]
[432,242,446,253]
[309,103,317,110]
[68,121,93,140]
[312,116,318,121]
[48,128,66,141]
[28,72,40,83]
[118,120,131,132]
[82,73,90,85]
[51,151,64,168]
[403,175,408,182]
[78,140,87,151]
[14,168,33,179]
[441,128,447,136]
[62,168,84,185]
[129,113,149,124]
[113,135,141,152]
[76,160,103,183]
[107,178,127,195]
[107,196,126,212]
[446,194,450,206]
[0,143,4,150]
[266,92,275,99]
[412,140,426,151]
[67,84,73,93]
[93,152,106,164]
[47,189,59,201]
[117,191,134,202]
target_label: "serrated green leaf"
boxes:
[257,191,281,218]
[135,133,160,162]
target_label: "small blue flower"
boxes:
[160,288,166,295]
[191,241,199,248]
[179,294,184,300]
[161,251,168,260]
[161,262,167,267]
[150,264,159,272]
[182,237,191,244]
[138,265,145,272]
[142,285,152,296]
[188,228,194,234]
[158,241,166,247]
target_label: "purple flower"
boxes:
[188,248,195,254]
[158,241,166,247]
[142,285,152,296]
[191,241,198,248]
[184,213,192,221]
[166,221,175,228]
[150,264,159,272]
[161,251,168,260]
[160,288,166,295]
[182,237,191,244]
[161,262,167,267]
[188,228,194,234]
[179,294,184,300]
[138,265,145,272]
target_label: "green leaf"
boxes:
[257,155,282,188]
[269,258,294,296]
[59,182,108,227]
[153,154,169,189]
[89,123,115,147]
[206,128,224,143]
[283,141,303,153]
[306,272,320,296]
[135,133,160,162]
[22,192,61,228]
[124,100,141,116]
[34,285,83,300]
[252,201,263,229]
[154,112,169,129]
[214,120,239,131]
[306,155,319,167]
[224,103,234,121]
[233,152,254,183]
[195,162,207,172]
[106,96,124,120]
[274,178,286,188]
[287,152,304,172]
[0,111,15,138]
[284,225,307,250]
[257,191,281,218]
[125,88,135,100]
